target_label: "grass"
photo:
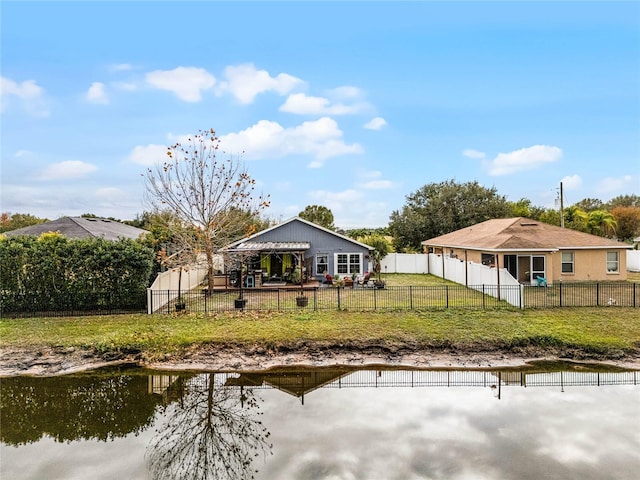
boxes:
[1,307,638,361]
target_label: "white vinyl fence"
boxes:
[628,250,640,272]
[427,253,523,308]
[380,253,429,274]
[147,264,208,313]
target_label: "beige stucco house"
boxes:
[422,217,631,285]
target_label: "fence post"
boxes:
[596,283,600,307]
[410,286,413,310]
[314,289,318,311]
[167,290,170,314]
[337,287,341,310]
[204,291,207,313]
[520,284,524,309]
[634,283,637,308]
[446,285,449,308]
[147,288,152,314]
[559,282,563,307]
[374,287,377,310]
[482,285,485,309]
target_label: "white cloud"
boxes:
[128,144,169,166]
[488,145,562,176]
[463,149,486,159]
[145,66,216,102]
[328,86,362,99]
[217,63,304,104]
[86,82,108,104]
[0,76,50,117]
[220,117,363,166]
[280,93,365,115]
[597,175,635,194]
[364,117,387,130]
[109,63,133,72]
[40,161,97,180]
[560,174,582,190]
[113,81,137,91]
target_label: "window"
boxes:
[316,254,328,275]
[561,252,574,273]
[335,253,361,275]
[607,251,619,273]
[481,253,496,266]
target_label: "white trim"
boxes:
[334,252,363,276]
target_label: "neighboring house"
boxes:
[5,216,148,241]
[221,217,373,285]
[421,217,631,284]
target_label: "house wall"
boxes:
[554,248,628,282]
[254,220,371,279]
[428,246,628,283]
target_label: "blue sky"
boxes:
[2,1,639,228]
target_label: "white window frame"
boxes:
[561,251,574,274]
[606,251,619,273]
[334,253,362,276]
[315,254,328,275]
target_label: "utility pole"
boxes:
[560,181,564,228]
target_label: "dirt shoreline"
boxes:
[2,343,639,376]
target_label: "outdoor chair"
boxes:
[536,276,547,287]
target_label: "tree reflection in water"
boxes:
[145,373,272,480]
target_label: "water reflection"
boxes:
[145,373,272,480]
[1,364,638,480]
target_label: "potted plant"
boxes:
[293,264,308,307]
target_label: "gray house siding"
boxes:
[245,219,371,279]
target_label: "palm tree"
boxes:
[587,210,617,237]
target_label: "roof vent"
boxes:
[101,219,111,223]
[87,218,97,222]
[521,222,538,226]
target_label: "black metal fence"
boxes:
[523,282,639,308]
[149,282,639,313]
[0,291,147,318]
[3,282,637,317]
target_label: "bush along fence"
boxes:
[0,291,148,317]
[147,282,639,313]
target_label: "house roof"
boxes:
[422,217,631,252]
[5,216,148,241]
[223,216,373,251]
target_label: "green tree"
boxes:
[605,194,640,209]
[0,212,48,232]
[586,210,617,237]
[298,205,335,230]
[144,128,270,292]
[574,197,604,212]
[359,234,392,281]
[388,180,511,252]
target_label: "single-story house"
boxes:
[5,216,148,241]
[221,217,373,286]
[421,217,632,284]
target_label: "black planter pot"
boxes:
[296,296,309,307]
[234,298,247,309]
[175,303,186,312]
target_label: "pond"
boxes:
[1,364,639,480]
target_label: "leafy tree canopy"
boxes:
[298,205,335,230]
[388,179,511,252]
[0,212,48,233]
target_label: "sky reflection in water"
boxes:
[1,369,639,480]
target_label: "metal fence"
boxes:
[148,282,639,313]
[0,291,147,318]
[206,369,640,390]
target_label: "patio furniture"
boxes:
[536,276,547,287]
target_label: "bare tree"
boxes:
[144,129,270,291]
[145,374,272,480]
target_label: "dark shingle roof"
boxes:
[422,217,630,251]
[5,217,148,241]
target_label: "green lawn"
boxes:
[1,307,638,361]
